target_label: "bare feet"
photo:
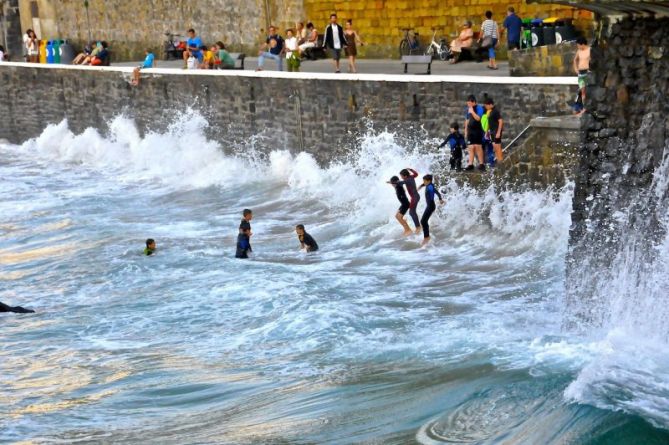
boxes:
[403,229,413,237]
[414,226,422,235]
[421,237,431,246]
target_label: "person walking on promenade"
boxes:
[502,7,523,51]
[344,19,364,73]
[257,26,285,71]
[323,13,348,73]
[480,11,499,70]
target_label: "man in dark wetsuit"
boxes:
[464,95,486,171]
[236,209,253,259]
[0,301,35,313]
[399,168,421,234]
[295,224,319,252]
[417,174,444,245]
[387,176,413,235]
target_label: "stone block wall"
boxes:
[567,16,669,316]
[0,65,574,165]
[18,0,303,61]
[509,42,577,77]
[303,0,593,58]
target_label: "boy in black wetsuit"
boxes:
[144,238,156,256]
[295,224,319,252]
[399,168,421,234]
[387,176,412,235]
[417,174,444,245]
[236,209,253,259]
[439,123,466,171]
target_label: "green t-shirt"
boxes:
[218,49,235,67]
[143,247,154,256]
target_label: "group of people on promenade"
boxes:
[256,14,365,73]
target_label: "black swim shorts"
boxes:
[467,132,483,146]
[398,202,410,215]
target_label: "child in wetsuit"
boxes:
[439,123,466,171]
[417,174,444,245]
[144,238,156,256]
[295,224,319,252]
[399,168,421,234]
[236,209,253,259]
[387,176,412,235]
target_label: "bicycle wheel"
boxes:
[399,39,410,57]
[425,45,435,57]
[438,44,450,61]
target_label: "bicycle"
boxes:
[424,28,450,61]
[163,31,184,60]
[399,28,421,57]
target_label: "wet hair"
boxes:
[484,97,494,105]
[307,22,314,29]
[390,175,400,184]
[508,6,515,13]
[467,95,477,103]
[450,122,459,131]
[243,209,252,217]
[576,37,587,45]
[399,169,410,177]
[423,174,434,182]
[296,224,305,230]
[188,28,195,34]
[216,41,225,49]
[146,238,155,247]
[485,10,493,19]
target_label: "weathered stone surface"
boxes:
[0,65,573,166]
[509,42,577,77]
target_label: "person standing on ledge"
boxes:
[323,13,348,73]
[573,37,591,116]
[183,29,203,68]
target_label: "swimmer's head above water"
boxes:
[144,238,156,255]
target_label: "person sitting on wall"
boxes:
[215,42,236,69]
[131,49,155,86]
[256,26,285,71]
[89,41,109,66]
[200,45,215,69]
[72,41,95,65]
[183,28,203,68]
[298,22,318,57]
[449,21,474,64]
[79,41,102,65]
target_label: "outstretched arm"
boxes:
[408,168,418,178]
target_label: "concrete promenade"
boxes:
[115,57,511,77]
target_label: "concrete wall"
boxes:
[509,42,577,77]
[0,64,575,164]
[14,0,593,61]
[17,0,304,61]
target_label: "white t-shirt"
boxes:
[285,36,298,58]
[332,24,341,49]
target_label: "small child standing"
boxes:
[144,238,156,256]
[236,209,253,259]
[439,122,466,171]
[295,224,319,252]
[387,176,412,235]
[417,175,444,245]
[131,49,155,86]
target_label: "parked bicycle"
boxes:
[425,28,450,61]
[163,31,184,60]
[399,28,422,57]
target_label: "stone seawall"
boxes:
[0,63,575,164]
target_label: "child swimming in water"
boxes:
[387,176,412,236]
[295,224,319,252]
[144,238,156,256]
[417,174,444,245]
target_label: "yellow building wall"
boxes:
[303,0,593,58]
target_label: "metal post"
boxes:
[84,0,91,43]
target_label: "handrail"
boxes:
[503,124,532,153]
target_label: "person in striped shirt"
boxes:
[480,11,499,70]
